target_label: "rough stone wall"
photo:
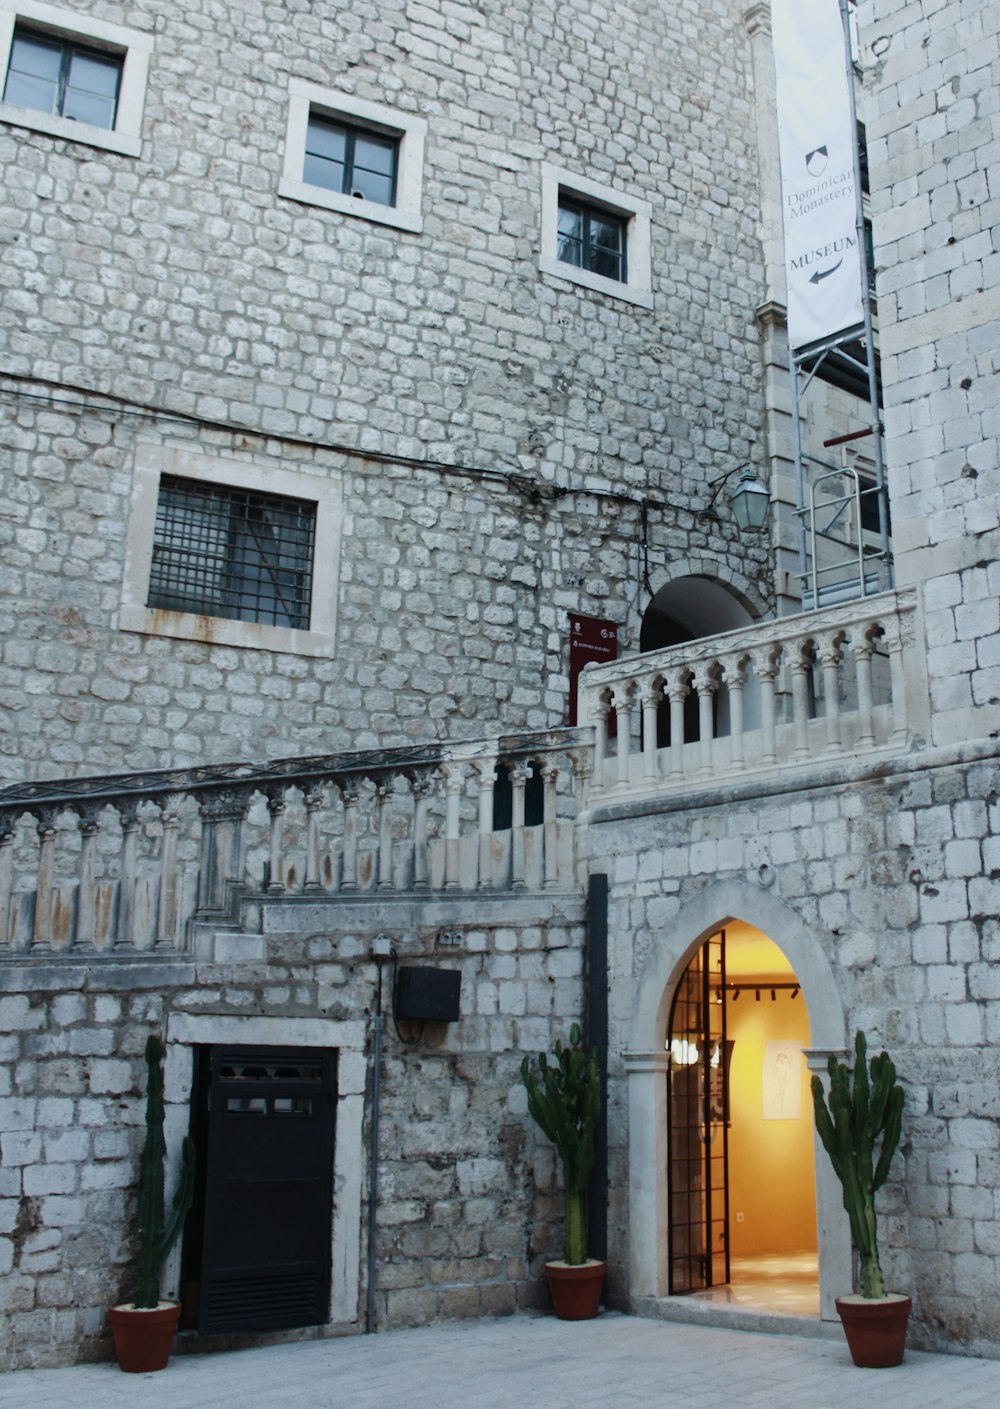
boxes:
[596,750,1000,1356]
[860,0,1000,746]
[0,0,770,782]
[0,901,588,1370]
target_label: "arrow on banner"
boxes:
[809,258,843,285]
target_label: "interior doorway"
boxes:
[666,922,818,1315]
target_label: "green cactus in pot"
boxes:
[521,1023,601,1266]
[133,1034,197,1307]
[811,1030,904,1299]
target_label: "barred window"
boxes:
[148,477,316,631]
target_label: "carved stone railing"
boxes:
[0,730,589,957]
[578,588,924,803]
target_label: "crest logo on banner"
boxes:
[772,0,864,349]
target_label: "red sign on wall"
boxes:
[568,614,618,726]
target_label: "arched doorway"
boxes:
[666,923,819,1312]
[626,880,851,1322]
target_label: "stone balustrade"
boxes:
[578,588,924,802]
[0,731,588,956]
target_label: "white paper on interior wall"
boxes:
[771,0,864,348]
[762,1039,805,1120]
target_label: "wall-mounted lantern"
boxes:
[729,467,770,533]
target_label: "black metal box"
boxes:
[394,966,462,1022]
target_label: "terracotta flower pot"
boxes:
[108,1300,181,1373]
[544,1259,607,1320]
[835,1293,911,1368]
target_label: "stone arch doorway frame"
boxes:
[624,878,851,1321]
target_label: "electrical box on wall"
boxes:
[394,966,462,1022]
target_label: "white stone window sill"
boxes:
[118,603,338,659]
[0,102,142,155]
[538,253,655,309]
[277,175,422,234]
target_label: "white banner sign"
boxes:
[772,0,863,349]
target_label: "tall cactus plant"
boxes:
[133,1035,197,1308]
[811,1030,904,1299]
[521,1023,601,1266]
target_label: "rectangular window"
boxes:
[0,2,152,156]
[304,114,398,206]
[279,80,426,233]
[539,164,653,309]
[148,477,316,631]
[557,197,627,284]
[4,24,121,128]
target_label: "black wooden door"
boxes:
[667,930,730,1293]
[197,1045,336,1334]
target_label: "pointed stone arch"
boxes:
[624,878,850,1318]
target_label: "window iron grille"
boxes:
[148,476,316,631]
[4,26,122,129]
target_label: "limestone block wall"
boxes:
[595,750,1000,1355]
[0,0,772,782]
[859,0,1000,747]
[0,897,588,1370]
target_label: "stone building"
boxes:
[1,0,998,1373]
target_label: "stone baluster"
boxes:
[303,786,325,892]
[155,795,183,951]
[613,685,634,790]
[592,693,610,789]
[0,819,15,950]
[692,665,718,777]
[666,669,689,780]
[751,644,781,765]
[114,800,143,950]
[265,788,287,894]
[818,631,845,754]
[375,777,394,892]
[443,764,464,890]
[31,807,59,953]
[475,759,496,891]
[406,770,434,891]
[338,778,361,892]
[787,642,814,760]
[542,761,560,889]
[72,803,103,951]
[721,655,747,769]
[852,627,877,747]
[881,615,910,746]
[196,789,248,915]
[640,679,662,783]
[508,761,529,892]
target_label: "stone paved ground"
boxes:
[2,1314,1000,1409]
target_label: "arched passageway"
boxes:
[639,577,761,743]
[625,880,851,1322]
[666,923,819,1312]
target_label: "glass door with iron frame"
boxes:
[667,929,731,1294]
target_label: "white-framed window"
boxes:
[119,444,343,658]
[278,79,426,234]
[539,163,653,309]
[0,0,151,156]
